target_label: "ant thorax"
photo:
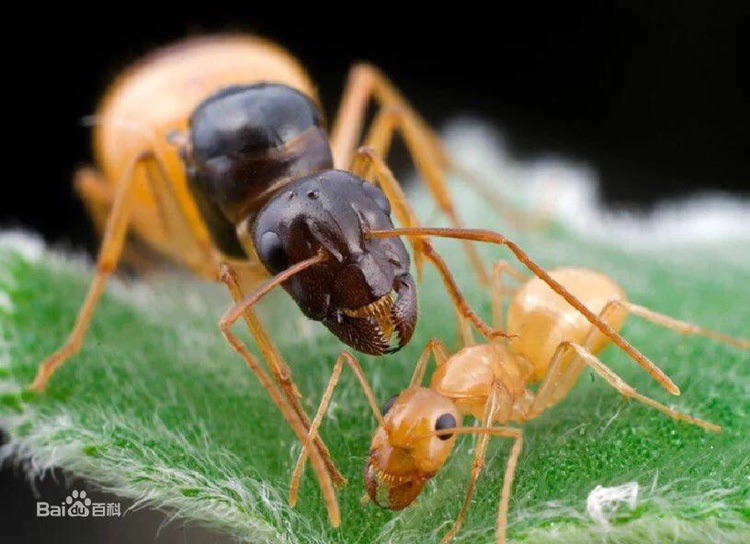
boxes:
[430,343,534,422]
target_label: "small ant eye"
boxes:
[381,394,398,416]
[435,413,457,440]
[361,181,392,216]
[258,231,289,275]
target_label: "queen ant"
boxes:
[28,34,710,527]
[291,261,748,542]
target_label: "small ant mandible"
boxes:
[291,264,748,542]
[27,34,709,528]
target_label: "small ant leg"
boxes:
[409,338,451,388]
[440,382,502,543]
[331,64,489,285]
[366,227,682,396]
[491,260,527,332]
[218,261,341,527]
[622,302,750,350]
[526,341,720,432]
[430,424,523,544]
[289,352,385,506]
[419,239,512,343]
[218,257,345,487]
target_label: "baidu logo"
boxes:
[36,489,121,518]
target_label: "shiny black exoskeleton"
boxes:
[181,83,417,354]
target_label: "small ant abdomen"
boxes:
[507,268,629,380]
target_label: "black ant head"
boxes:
[247,170,417,355]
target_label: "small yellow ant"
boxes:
[290,260,748,542]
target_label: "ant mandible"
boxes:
[291,263,748,542]
[28,34,701,527]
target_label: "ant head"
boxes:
[248,170,417,355]
[364,388,459,510]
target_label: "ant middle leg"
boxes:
[31,150,215,391]
[288,352,385,506]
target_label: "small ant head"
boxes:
[364,388,459,510]
[248,170,417,355]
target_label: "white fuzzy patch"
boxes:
[586,481,640,529]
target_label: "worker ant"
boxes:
[291,262,748,541]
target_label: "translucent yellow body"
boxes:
[92,35,317,275]
[507,267,628,381]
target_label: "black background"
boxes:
[2,4,748,543]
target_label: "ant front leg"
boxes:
[218,260,343,527]
[288,352,385,507]
[431,420,524,544]
[218,260,345,488]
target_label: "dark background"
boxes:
[3,4,748,543]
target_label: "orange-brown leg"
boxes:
[490,260,527,332]
[218,263,340,527]
[218,256,345,489]
[30,151,195,391]
[75,167,168,275]
[621,301,749,350]
[525,341,719,432]
[331,64,489,285]
[409,337,451,388]
[430,423,524,544]
[367,227,683,396]
[288,351,385,507]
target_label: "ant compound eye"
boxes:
[258,231,289,275]
[381,394,399,416]
[361,180,392,216]
[435,413,457,440]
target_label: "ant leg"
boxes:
[366,227,681,396]
[289,352,385,506]
[621,302,749,350]
[351,157,505,344]
[31,152,157,391]
[526,341,719,432]
[331,65,489,285]
[218,260,345,488]
[351,147,427,279]
[490,260,527,332]
[219,262,341,527]
[440,383,500,542]
[409,338,451,388]
[431,423,523,544]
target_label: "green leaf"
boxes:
[1,181,748,543]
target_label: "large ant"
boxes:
[291,262,748,542]
[28,34,706,527]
